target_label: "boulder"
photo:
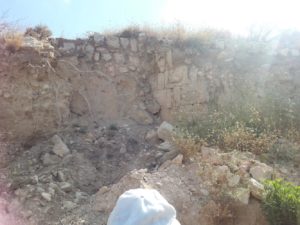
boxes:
[51,135,70,157]
[157,121,175,142]
[249,178,264,200]
[102,53,112,61]
[157,141,175,152]
[130,109,153,125]
[120,38,129,48]
[231,188,250,205]
[106,36,120,49]
[114,53,125,64]
[41,153,60,165]
[145,130,158,143]
[145,99,161,115]
[172,154,183,165]
[250,163,273,182]
[60,182,73,193]
[130,39,138,52]
[41,192,52,202]
[85,44,94,61]
[227,174,241,187]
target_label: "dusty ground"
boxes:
[0,120,164,225]
[0,118,299,225]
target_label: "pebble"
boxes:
[57,171,66,182]
[60,182,72,192]
[41,192,52,202]
[63,201,77,211]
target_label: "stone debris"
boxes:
[5,120,293,225]
[51,135,70,157]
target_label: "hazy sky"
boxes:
[1,0,300,38]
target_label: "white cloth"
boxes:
[107,189,181,225]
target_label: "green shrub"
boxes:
[262,179,300,225]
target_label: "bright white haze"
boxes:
[161,0,300,34]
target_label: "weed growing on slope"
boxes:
[262,179,300,225]
[4,32,24,53]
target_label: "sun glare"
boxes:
[162,0,300,34]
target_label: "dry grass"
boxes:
[222,123,277,154]
[201,200,234,225]
[102,24,232,50]
[171,130,204,160]
[4,32,24,52]
[177,98,300,157]
[24,25,52,40]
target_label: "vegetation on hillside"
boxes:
[175,71,300,163]
[263,179,300,225]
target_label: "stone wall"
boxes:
[53,33,223,122]
[1,31,300,143]
[55,32,300,120]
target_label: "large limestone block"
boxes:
[157,121,175,142]
[168,65,188,84]
[120,37,129,48]
[106,36,120,48]
[250,163,273,182]
[249,178,264,200]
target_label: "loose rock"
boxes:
[231,188,250,205]
[51,135,70,157]
[250,163,273,182]
[157,121,175,142]
[249,178,264,200]
[63,201,77,211]
[60,182,72,192]
[41,192,52,202]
